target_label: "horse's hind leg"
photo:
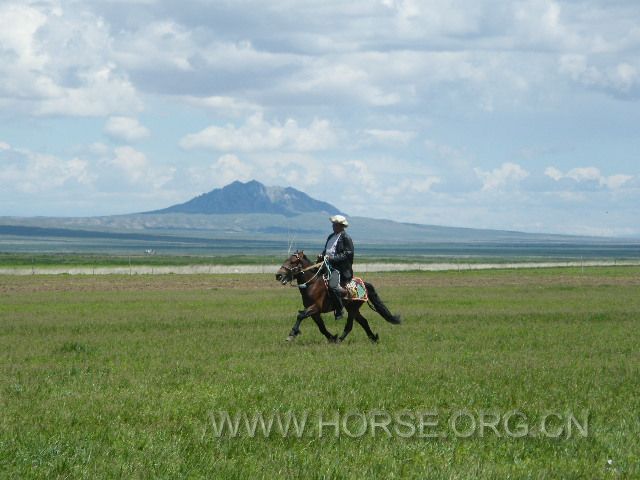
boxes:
[338,311,355,343]
[356,311,379,343]
[312,313,338,343]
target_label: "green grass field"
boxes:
[1,267,639,478]
[0,253,285,268]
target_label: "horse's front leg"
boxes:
[286,316,304,342]
[286,289,315,341]
[286,304,322,342]
[287,285,313,341]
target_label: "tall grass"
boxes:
[1,267,638,478]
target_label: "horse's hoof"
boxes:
[370,333,379,343]
[328,335,339,344]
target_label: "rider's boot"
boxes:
[333,288,345,320]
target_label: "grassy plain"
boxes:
[0,253,284,268]
[3,250,639,269]
[1,267,639,478]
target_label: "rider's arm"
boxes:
[330,235,354,263]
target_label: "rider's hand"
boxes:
[316,254,324,262]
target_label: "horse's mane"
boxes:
[294,251,314,269]
[299,251,311,264]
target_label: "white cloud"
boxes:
[382,0,485,39]
[213,154,254,186]
[111,146,174,188]
[105,117,151,142]
[113,20,195,71]
[111,147,149,184]
[186,154,254,191]
[363,129,415,146]
[425,139,468,165]
[185,150,327,192]
[475,163,529,191]
[288,59,401,106]
[385,177,442,196]
[511,1,581,51]
[544,166,563,181]
[604,174,634,190]
[0,2,142,117]
[180,113,337,152]
[198,40,299,72]
[565,166,601,183]
[559,54,640,95]
[545,166,633,190]
[346,160,378,192]
[0,145,94,194]
[253,153,325,188]
[87,142,110,156]
[181,96,262,117]
[36,66,142,117]
[0,0,639,233]
[0,141,180,214]
[232,43,504,110]
[0,4,48,71]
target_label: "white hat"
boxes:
[330,214,349,226]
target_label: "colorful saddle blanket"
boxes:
[346,277,368,302]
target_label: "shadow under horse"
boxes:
[275,251,401,343]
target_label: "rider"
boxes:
[319,214,354,320]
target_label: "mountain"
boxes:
[148,180,341,217]
[2,180,639,257]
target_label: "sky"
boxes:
[0,0,639,236]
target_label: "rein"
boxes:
[295,260,326,289]
[302,261,323,273]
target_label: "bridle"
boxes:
[279,252,325,288]
[281,252,304,278]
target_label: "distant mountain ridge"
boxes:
[148,180,341,217]
[3,180,638,257]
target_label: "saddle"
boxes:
[344,277,368,302]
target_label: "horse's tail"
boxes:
[364,282,401,324]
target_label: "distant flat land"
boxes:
[1,252,639,276]
[2,218,640,260]
[1,267,639,477]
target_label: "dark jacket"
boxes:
[322,231,354,282]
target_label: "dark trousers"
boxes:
[327,269,344,311]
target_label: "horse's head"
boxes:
[275,250,306,285]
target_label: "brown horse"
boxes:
[275,251,401,343]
